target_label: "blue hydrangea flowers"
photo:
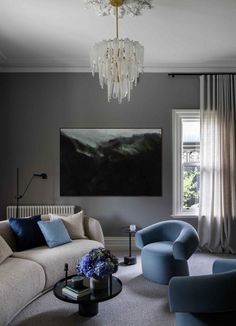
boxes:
[76,247,119,278]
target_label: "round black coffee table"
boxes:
[53,275,122,317]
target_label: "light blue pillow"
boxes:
[37,219,72,248]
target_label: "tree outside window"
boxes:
[172,110,200,216]
[182,121,200,211]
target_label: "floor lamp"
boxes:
[16,167,48,218]
[124,224,137,265]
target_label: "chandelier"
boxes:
[88,0,151,104]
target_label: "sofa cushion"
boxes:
[0,257,45,326]
[0,236,13,264]
[84,215,105,244]
[40,214,50,221]
[13,239,104,288]
[9,215,46,251]
[49,211,87,240]
[0,220,17,251]
[37,219,72,248]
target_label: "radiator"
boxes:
[6,205,75,219]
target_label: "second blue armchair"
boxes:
[169,259,236,326]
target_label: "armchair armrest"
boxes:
[213,259,236,274]
[83,216,105,245]
[135,223,164,248]
[169,270,236,313]
[173,227,199,260]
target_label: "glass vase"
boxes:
[90,275,109,290]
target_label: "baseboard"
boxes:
[104,236,140,252]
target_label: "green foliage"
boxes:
[183,167,200,209]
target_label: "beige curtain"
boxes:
[198,75,236,253]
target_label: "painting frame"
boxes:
[60,128,162,196]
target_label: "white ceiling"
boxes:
[1,0,236,72]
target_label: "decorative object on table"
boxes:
[82,277,91,288]
[71,275,84,288]
[130,224,136,232]
[123,224,138,265]
[16,167,47,218]
[62,280,90,299]
[90,275,110,290]
[76,247,119,290]
[85,0,153,103]
[60,129,162,196]
[64,263,68,286]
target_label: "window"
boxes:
[172,109,200,216]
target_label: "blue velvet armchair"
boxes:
[169,259,236,326]
[135,220,199,284]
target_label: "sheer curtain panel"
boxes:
[198,75,236,253]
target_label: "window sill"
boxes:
[171,213,198,219]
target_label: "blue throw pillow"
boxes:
[9,215,46,251]
[37,219,72,248]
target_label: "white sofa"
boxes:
[0,215,104,326]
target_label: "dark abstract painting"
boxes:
[60,129,162,196]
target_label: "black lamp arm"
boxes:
[18,175,35,199]
[16,168,47,218]
[17,172,48,200]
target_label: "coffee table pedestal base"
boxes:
[79,302,98,317]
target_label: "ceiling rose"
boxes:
[84,0,153,18]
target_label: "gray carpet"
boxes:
[9,252,236,326]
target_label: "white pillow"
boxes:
[49,211,87,240]
[41,214,50,221]
[0,236,13,264]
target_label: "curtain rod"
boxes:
[168,73,236,77]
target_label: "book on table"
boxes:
[62,282,90,299]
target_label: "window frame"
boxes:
[172,109,200,217]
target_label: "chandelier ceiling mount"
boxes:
[84,0,153,18]
[110,0,124,7]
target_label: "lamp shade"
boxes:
[33,173,47,179]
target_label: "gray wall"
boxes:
[0,73,199,235]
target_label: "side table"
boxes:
[121,225,139,265]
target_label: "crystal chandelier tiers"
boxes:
[89,0,148,104]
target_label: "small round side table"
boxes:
[121,226,140,265]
